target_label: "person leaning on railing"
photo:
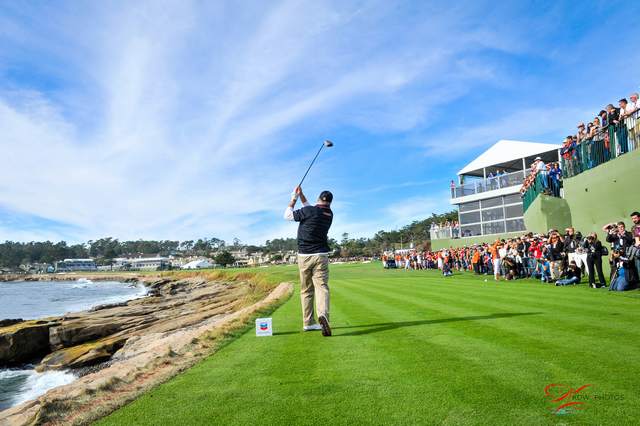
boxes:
[589,117,602,168]
[623,93,640,151]
[548,162,562,197]
[560,136,575,177]
[617,98,631,154]
[598,109,612,162]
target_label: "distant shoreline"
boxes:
[0,272,142,283]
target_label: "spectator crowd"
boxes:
[520,90,640,201]
[519,157,562,198]
[564,93,640,172]
[521,90,640,202]
[430,221,460,239]
[382,212,640,291]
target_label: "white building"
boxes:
[55,258,97,272]
[181,259,214,269]
[113,257,170,271]
[434,140,560,240]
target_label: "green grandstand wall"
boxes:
[522,195,572,233]
[561,147,639,234]
[430,231,523,251]
[523,148,639,236]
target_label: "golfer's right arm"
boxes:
[284,187,309,221]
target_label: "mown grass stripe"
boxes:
[98,263,640,425]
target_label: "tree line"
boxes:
[0,211,456,268]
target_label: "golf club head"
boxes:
[324,140,334,147]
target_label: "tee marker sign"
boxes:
[255,318,273,336]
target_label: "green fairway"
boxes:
[99,263,640,425]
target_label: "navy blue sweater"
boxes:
[293,205,333,254]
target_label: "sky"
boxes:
[1,0,639,245]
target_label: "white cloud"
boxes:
[421,106,596,159]
[0,1,531,244]
[384,191,454,224]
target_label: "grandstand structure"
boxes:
[431,133,640,250]
[432,140,560,240]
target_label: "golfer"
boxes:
[284,186,333,336]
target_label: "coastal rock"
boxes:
[34,277,246,372]
[48,316,141,349]
[0,320,56,365]
[0,319,23,327]
[37,335,128,371]
[0,281,293,426]
[1,275,252,373]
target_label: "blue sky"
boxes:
[1,0,638,244]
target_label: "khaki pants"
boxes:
[298,255,330,326]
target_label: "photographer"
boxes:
[603,221,637,291]
[583,233,607,288]
[609,249,637,291]
[603,221,634,251]
[632,212,640,247]
[631,212,640,279]
[603,221,634,280]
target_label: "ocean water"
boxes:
[0,368,76,411]
[0,279,147,412]
[0,279,147,320]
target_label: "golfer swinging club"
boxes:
[284,186,333,336]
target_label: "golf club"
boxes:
[298,140,333,187]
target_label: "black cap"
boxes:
[319,190,333,203]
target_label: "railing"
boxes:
[522,174,547,212]
[451,170,526,198]
[430,226,460,240]
[560,111,640,178]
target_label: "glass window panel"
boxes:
[482,207,504,221]
[481,196,502,209]
[460,224,482,237]
[459,201,480,212]
[455,183,477,198]
[505,204,524,218]
[474,180,487,194]
[459,211,481,225]
[503,171,525,187]
[502,194,522,205]
[483,221,506,235]
[506,218,526,232]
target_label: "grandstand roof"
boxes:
[457,139,561,176]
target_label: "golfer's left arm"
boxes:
[284,187,310,221]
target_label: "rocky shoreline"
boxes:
[0,272,293,425]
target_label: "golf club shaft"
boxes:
[298,143,325,187]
